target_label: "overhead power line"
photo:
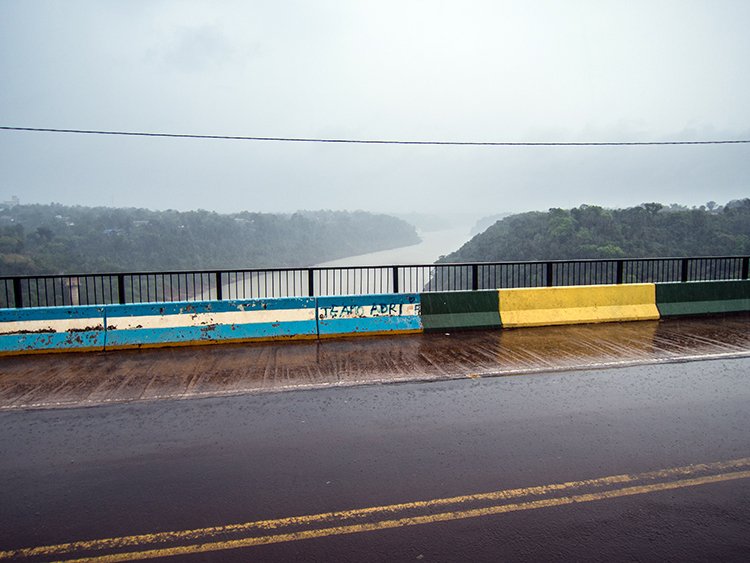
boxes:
[1,126,749,146]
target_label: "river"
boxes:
[316,225,473,267]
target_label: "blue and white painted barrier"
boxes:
[0,294,416,354]
[105,298,317,349]
[317,293,422,336]
[0,305,105,354]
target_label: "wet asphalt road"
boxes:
[2,314,750,410]
[1,357,749,561]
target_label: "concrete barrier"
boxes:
[317,293,422,336]
[104,298,317,349]
[420,290,501,332]
[8,279,749,355]
[0,305,105,355]
[499,284,659,328]
[656,280,750,317]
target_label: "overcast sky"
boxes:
[1,0,748,218]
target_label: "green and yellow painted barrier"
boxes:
[420,290,501,332]
[656,280,750,317]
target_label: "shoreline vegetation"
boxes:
[2,199,748,277]
[442,199,750,263]
[0,204,420,275]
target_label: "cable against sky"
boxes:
[2,126,749,147]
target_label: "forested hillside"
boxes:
[442,200,750,263]
[0,205,420,275]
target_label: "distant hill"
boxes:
[469,213,512,236]
[0,204,420,275]
[441,199,750,263]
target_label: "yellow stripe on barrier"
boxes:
[499,284,659,328]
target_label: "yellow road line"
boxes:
[2,458,749,561]
[63,470,750,563]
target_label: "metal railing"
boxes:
[1,255,748,309]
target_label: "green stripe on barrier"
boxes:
[656,280,750,317]
[420,290,501,331]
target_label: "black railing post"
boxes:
[13,278,23,308]
[616,260,624,284]
[307,269,315,297]
[742,257,750,280]
[215,272,223,300]
[472,264,479,291]
[545,262,554,287]
[117,274,126,304]
[681,258,689,282]
[392,266,399,293]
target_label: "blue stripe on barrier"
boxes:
[0,305,105,322]
[317,293,422,335]
[0,331,105,353]
[105,321,317,348]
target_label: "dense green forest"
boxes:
[0,204,420,275]
[442,199,750,263]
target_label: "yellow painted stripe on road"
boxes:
[65,470,750,563]
[2,458,749,561]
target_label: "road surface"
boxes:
[1,352,749,560]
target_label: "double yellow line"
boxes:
[3,458,749,562]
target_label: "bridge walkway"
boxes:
[1,314,749,410]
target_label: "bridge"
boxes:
[1,257,749,560]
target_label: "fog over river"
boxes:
[316,225,473,267]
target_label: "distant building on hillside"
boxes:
[1,195,19,208]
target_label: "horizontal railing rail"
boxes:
[1,255,749,308]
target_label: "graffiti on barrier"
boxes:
[318,302,421,320]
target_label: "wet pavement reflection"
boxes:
[1,314,749,410]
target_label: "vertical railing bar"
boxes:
[13,278,23,308]
[307,269,315,297]
[215,272,222,300]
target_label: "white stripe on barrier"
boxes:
[107,308,316,330]
[0,318,103,335]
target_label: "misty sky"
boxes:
[1,0,748,217]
